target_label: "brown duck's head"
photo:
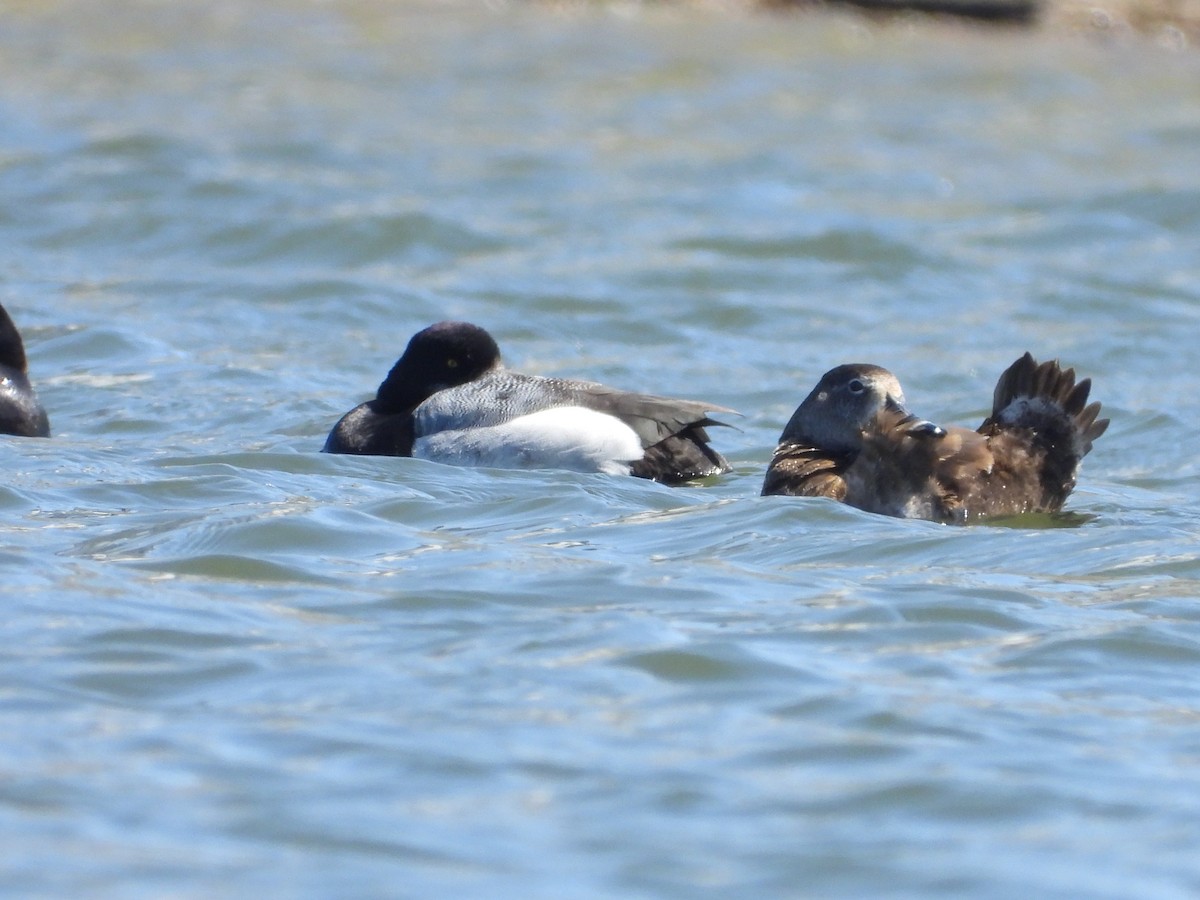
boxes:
[780,363,941,455]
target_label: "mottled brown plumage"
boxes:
[760,444,851,502]
[762,353,1108,523]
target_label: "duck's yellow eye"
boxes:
[446,358,459,369]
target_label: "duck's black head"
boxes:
[779,363,907,455]
[375,321,502,413]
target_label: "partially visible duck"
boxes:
[324,321,734,483]
[0,303,50,438]
[762,353,1108,522]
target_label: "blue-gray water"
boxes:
[3,1,1200,896]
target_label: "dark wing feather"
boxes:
[984,352,1109,453]
[976,352,1109,513]
[554,380,737,448]
[761,443,849,499]
[537,377,736,483]
[630,426,731,483]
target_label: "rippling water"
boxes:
[3,1,1200,896]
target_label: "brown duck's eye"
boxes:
[446,358,459,369]
[848,379,865,394]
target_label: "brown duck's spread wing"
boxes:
[761,443,849,499]
[983,352,1109,455]
[975,352,1110,514]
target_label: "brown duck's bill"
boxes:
[882,395,947,438]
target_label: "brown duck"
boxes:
[762,353,1108,523]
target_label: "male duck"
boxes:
[0,303,50,438]
[325,321,734,483]
[762,353,1107,522]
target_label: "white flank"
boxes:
[413,406,644,475]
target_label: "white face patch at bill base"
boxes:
[412,406,645,475]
